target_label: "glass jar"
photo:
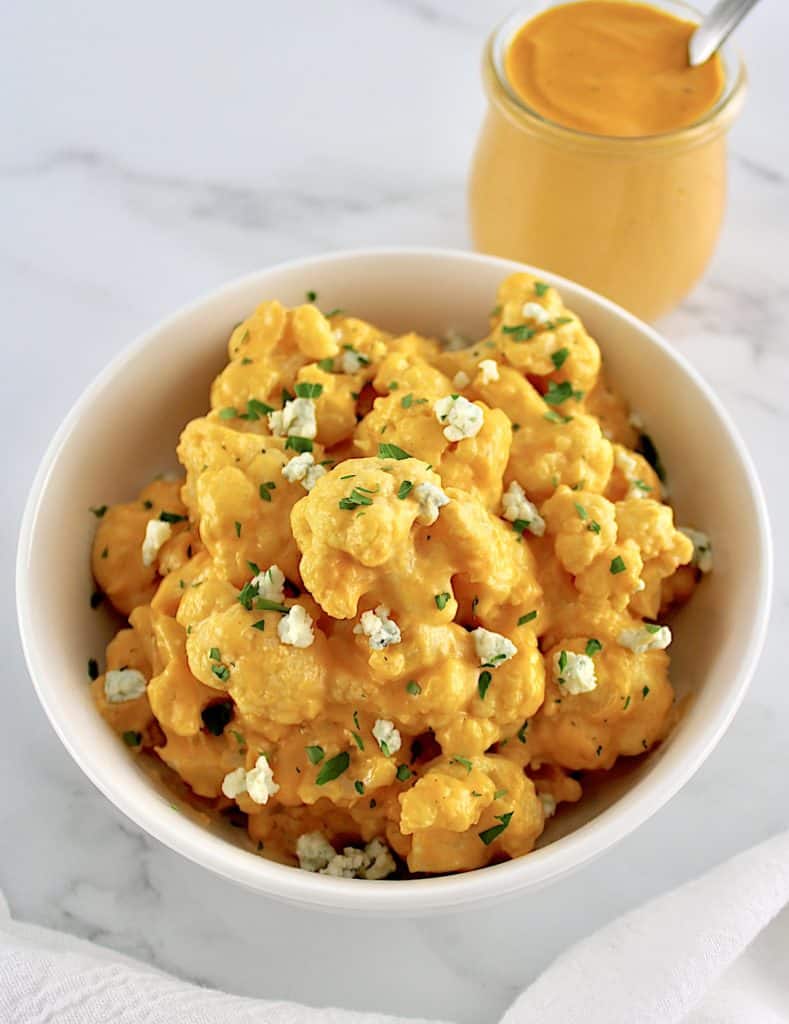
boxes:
[468,0,746,322]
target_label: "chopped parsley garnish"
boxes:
[101,546,108,559]
[259,481,276,502]
[623,695,631,710]
[493,788,508,800]
[558,650,568,673]
[551,347,569,370]
[90,505,107,518]
[251,619,266,631]
[396,764,412,782]
[645,623,662,634]
[502,323,535,341]
[241,357,253,365]
[353,710,360,730]
[517,721,528,743]
[490,304,502,316]
[451,756,473,774]
[247,560,260,574]
[478,670,492,700]
[295,381,324,399]
[397,480,413,500]
[587,520,602,534]
[388,380,399,390]
[159,510,187,524]
[512,518,530,536]
[518,610,537,626]
[534,281,550,297]
[317,357,335,372]
[574,502,588,520]
[242,398,275,420]
[211,663,230,682]
[378,442,412,460]
[479,812,514,845]
[642,685,650,698]
[231,730,246,749]
[284,436,314,453]
[87,658,99,680]
[122,731,142,747]
[435,592,451,611]
[544,380,581,406]
[633,479,652,493]
[406,680,422,696]
[234,520,242,538]
[339,487,375,511]
[610,556,627,575]
[354,780,365,795]
[543,410,573,424]
[400,393,414,408]
[256,598,289,612]
[201,701,233,736]
[585,638,602,657]
[315,751,350,785]
[90,591,104,610]
[351,732,365,751]
[306,290,318,302]
[305,745,325,765]
[209,647,221,662]
[218,407,237,420]
[325,308,344,318]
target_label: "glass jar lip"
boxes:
[489,0,747,147]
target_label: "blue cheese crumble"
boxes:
[434,395,484,442]
[501,481,545,536]
[554,650,597,694]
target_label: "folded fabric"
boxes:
[2,829,788,1024]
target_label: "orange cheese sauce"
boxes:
[505,1,725,137]
[90,275,703,878]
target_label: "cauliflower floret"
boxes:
[501,481,545,537]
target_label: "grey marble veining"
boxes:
[1,2,787,1021]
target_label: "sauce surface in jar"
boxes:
[505,1,725,137]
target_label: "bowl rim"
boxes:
[16,246,773,914]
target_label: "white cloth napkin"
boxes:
[2,829,788,1024]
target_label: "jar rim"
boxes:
[488,0,747,148]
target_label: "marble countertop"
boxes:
[2,2,787,1020]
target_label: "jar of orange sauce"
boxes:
[469,0,746,321]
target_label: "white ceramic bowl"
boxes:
[17,248,772,914]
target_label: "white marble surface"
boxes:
[2,2,787,1020]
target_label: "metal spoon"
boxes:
[688,0,761,66]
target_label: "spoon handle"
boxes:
[688,0,761,66]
